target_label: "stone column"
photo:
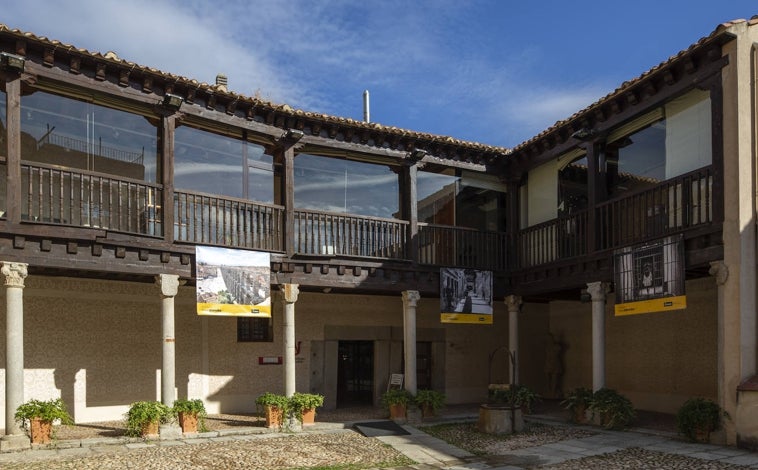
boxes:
[402,291,420,394]
[587,281,608,391]
[1,262,29,450]
[157,274,181,405]
[505,295,522,384]
[281,284,299,397]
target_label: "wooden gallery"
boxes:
[0,17,757,449]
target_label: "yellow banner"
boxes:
[614,295,687,316]
[440,313,493,324]
[197,303,271,317]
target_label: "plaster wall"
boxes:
[0,275,528,426]
[545,277,717,414]
[718,20,758,446]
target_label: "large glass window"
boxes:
[418,170,505,232]
[21,91,158,182]
[174,126,274,203]
[605,88,711,197]
[558,152,588,218]
[294,154,399,218]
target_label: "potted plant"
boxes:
[415,389,446,418]
[381,389,413,421]
[125,401,172,437]
[255,392,290,429]
[561,387,593,424]
[289,392,324,426]
[488,384,539,413]
[15,398,73,444]
[676,397,726,442]
[513,384,541,414]
[172,398,208,434]
[588,388,635,429]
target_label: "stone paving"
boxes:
[0,410,757,469]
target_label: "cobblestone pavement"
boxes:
[0,405,757,469]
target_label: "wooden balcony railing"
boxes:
[418,223,507,271]
[21,162,162,236]
[12,162,716,273]
[512,211,589,269]
[515,166,714,269]
[293,209,407,259]
[174,190,284,252]
[596,167,712,250]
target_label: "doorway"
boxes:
[337,341,374,406]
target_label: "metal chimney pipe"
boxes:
[363,90,370,123]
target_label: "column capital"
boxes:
[586,281,609,301]
[280,283,299,304]
[402,290,420,307]
[1,262,28,288]
[709,260,728,285]
[156,274,183,298]
[504,294,522,313]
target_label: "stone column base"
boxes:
[0,434,30,452]
[159,423,182,440]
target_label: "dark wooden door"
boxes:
[337,341,374,406]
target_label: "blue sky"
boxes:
[3,1,756,148]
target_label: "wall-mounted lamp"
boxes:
[286,129,305,142]
[162,93,184,111]
[409,148,427,161]
[570,128,595,141]
[0,52,25,72]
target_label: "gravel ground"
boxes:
[542,447,751,469]
[420,421,595,455]
[0,430,413,469]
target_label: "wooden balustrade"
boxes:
[512,211,589,269]
[596,167,712,250]
[174,190,284,252]
[21,162,162,236]
[418,224,507,270]
[293,209,407,259]
[13,162,715,271]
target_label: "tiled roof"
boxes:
[0,17,753,159]
[0,24,510,158]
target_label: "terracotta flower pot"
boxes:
[572,404,587,424]
[389,403,407,420]
[301,408,316,426]
[265,405,284,428]
[30,418,53,444]
[421,404,435,418]
[178,412,199,433]
[141,420,160,437]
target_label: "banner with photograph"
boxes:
[613,235,686,316]
[196,246,271,317]
[440,267,493,324]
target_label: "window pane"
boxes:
[175,126,273,203]
[558,155,588,217]
[294,154,398,218]
[418,171,457,225]
[419,171,505,231]
[21,91,158,182]
[606,121,666,197]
